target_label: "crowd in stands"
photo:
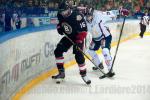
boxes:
[0,0,59,33]
[77,0,150,18]
[0,0,150,34]
[0,0,149,17]
[0,0,58,17]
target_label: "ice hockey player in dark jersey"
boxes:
[52,1,91,85]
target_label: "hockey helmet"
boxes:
[58,1,71,17]
[86,7,94,15]
[86,7,94,23]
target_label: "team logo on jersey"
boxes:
[61,22,72,34]
[76,15,82,21]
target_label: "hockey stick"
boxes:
[100,16,126,79]
[63,33,106,75]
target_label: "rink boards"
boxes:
[0,20,150,100]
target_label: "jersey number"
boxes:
[80,22,86,28]
[62,22,72,34]
[64,25,70,32]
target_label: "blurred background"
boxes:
[0,0,150,34]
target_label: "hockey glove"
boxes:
[75,31,87,43]
[121,9,129,16]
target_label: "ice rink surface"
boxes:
[21,36,150,100]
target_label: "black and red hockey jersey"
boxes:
[57,10,87,42]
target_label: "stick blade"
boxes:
[99,75,107,79]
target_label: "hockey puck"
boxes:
[86,80,91,85]
[56,81,61,84]
[52,76,56,79]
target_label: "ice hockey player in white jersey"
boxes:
[86,7,115,77]
[139,11,150,38]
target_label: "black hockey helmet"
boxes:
[58,1,70,12]
[58,1,71,17]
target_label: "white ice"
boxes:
[21,36,150,100]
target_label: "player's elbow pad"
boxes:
[57,24,64,35]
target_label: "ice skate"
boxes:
[81,75,91,85]
[52,72,65,84]
[92,63,104,70]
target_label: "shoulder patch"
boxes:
[76,15,82,21]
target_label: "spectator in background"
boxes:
[27,17,34,27]
[68,0,74,8]
[139,11,150,38]
[12,10,18,29]
[4,9,12,32]
[0,15,4,32]
[55,3,59,9]
[45,7,49,16]
[12,10,18,22]
[15,15,21,29]
[118,4,124,18]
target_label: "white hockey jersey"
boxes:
[86,10,111,41]
[141,15,149,26]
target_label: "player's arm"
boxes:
[148,17,150,25]
[75,13,87,43]
[56,13,64,35]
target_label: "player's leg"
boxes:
[87,39,104,70]
[140,24,146,38]
[87,50,104,70]
[73,42,91,85]
[101,35,115,77]
[142,25,146,37]
[52,37,72,80]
